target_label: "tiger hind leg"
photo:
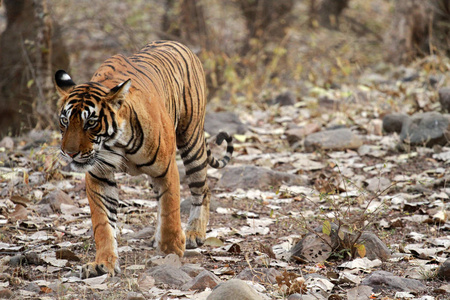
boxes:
[178,136,211,249]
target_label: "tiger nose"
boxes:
[66,151,79,158]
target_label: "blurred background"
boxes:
[0,0,449,137]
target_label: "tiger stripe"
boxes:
[55,40,233,279]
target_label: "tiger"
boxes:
[54,40,233,279]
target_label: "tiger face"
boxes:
[55,70,130,172]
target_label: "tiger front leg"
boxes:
[81,172,120,279]
[152,155,186,257]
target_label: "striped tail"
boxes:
[207,132,233,169]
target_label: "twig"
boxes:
[3,225,82,238]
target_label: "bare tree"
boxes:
[0,0,69,137]
[384,0,450,64]
[239,0,294,54]
[309,0,350,29]
[161,0,210,50]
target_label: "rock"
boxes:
[36,203,53,216]
[180,197,220,215]
[124,226,155,240]
[290,232,333,263]
[136,273,155,291]
[0,289,13,299]
[285,123,321,145]
[304,128,363,152]
[182,270,221,291]
[148,265,191,287]
[147,253,182,268]
[292,223,390,263]
[23,282,40,293]
[382,113,409,134]
[272,91,296,106]
[357,232,391,261]
[347,285,373,300]
[9,204,28,221]
[217,166,307,190]
[207,279,263,300]
[437,258,450,280]
[364,177,391,193]
[0,137,14,150]
[127,292,145,300]
[361,271,426,293]
[55,249,81,262]
[400,112,449,147]
[180,264,206,277]
[236,267,282,284]
[9,255,26,267]
[439,87,450,112]
[205,112,247,136]
[38,190,74,213]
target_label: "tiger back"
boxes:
[55,40,233,278]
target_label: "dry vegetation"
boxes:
[1,0,450,299]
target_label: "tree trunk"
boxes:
[309,0,350,29]
[161,0,210,50]
[239,0,294,54]
[0,0,69,137]
[383,0,450,64]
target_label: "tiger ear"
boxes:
[108,79,131,109]
[54,70,76,97]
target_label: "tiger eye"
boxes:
[60,116,68,126]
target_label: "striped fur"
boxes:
[54,41,233,278]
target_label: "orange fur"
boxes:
[55,41,232,278]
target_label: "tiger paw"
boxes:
[80,261,119,279]
[159,230,186,257]
[185,230,205,249]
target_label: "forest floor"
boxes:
[1,54,450,299]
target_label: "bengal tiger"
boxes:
[54,40,233,278]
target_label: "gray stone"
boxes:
[182,270,221,291]
[147,253,182,268]
[0,137,14,150]
[361,271,426,293]
[23,282,40,293]
[236,267,282,284]
[205,112,247,136]
[304,128,363,152]
[148,265,191,287]
[285,123,321,145]
[437,258,450,280]
[0,289,13,299]
[38,189,74,213]
[439,87,450,112]
[382,113,409,134]
[126,226,155,240]
[207,279,263,300]
[272,91,296,106]
[347,285,373,300]
[217,166,307,190]
[357,232,391,261]
[400,112,450,147]
[180,264,206,277]
[292,224,390,263]
[180,197,220,215]
[9,255,26,267]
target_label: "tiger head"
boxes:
[54,70,131,172]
